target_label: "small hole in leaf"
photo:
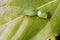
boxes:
[55,35,60,40]
[47,12,51,19]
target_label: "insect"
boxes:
[37,10,48,19]
[23,8,37,16]
[23,8,49,19]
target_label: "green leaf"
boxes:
[0,0,60,40]
[7,0,52,8]
[10,16,48,40]
[0,16,24,40]
[30,2,60,40]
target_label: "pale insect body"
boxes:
[23,8,37,16]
